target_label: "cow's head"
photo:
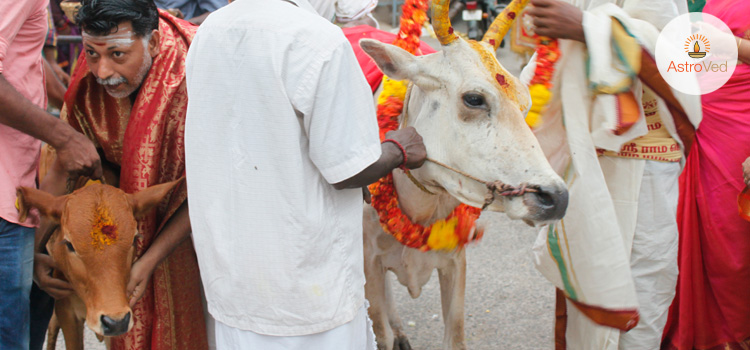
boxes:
[361,0,567,224]
[17,179,182,336]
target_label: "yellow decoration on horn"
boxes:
[431,0,459,46]
[482,0,530,50]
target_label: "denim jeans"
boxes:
[0,218,34,350]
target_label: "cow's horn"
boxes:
[432,0,459,46]
[482,0,530,50]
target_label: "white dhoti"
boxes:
[213,303,376,350]
[565,158,679,350]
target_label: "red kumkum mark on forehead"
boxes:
[101,225,117,240]
[496,74,508,87]
[507,12,516,19]
[448,27,454,35]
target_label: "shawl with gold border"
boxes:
[61,10,206,350]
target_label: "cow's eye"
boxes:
[64,241,76,253]
[462,93,486,108]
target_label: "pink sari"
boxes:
[662,1,750,348]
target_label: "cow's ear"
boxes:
[127,177,184,217]
[359,39,440,90]
[16,187,66,222]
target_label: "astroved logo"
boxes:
[685,34,709,58]
[656,13,738,95]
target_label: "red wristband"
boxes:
[383,139,407,170]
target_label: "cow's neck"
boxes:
[390,86,461,226]
[392,170,460,227]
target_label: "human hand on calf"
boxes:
[34,253,73,300]
[384,127,427,169]
[743,157,750,186]
[55,131,103,180]
[127,259,155,307]
[527,0,585,42]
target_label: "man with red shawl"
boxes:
[32,0,207,349]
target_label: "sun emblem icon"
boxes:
[685,34,709,58]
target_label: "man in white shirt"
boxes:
[184,0,426,348]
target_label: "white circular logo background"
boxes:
[655,13,737,95]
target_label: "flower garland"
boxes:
[525,36,560,128]
[368,0,483,252]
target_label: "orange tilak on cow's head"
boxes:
[90,204,119,249]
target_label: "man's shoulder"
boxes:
[201,0,347,50]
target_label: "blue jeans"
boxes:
[0,218,34,350]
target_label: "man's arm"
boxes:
[333,127,426,189]
[43,59,66,109]
[0,74,102,178]
[127,200,191,306]
[188,12,211,25]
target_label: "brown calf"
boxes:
[17,177,182,346]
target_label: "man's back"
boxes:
[186,0,380,337]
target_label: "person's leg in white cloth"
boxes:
[618,160,680,349]
[565,159,680,349]
[214,303,376,350]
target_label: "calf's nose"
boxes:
[101,312,131,336]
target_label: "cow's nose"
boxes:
[523,183,569,221]
[101,312,131,336]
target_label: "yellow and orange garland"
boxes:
[525,36,560,128]
[369,0,483,252]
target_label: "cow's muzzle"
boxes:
[523,183,569,221]
[101,312,131,336]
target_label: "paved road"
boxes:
[44,7,552,350]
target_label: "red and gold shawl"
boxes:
[61,11,206,350]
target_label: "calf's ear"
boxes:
[127,177,185,217]
[16,187,67,222]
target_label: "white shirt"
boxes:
[184,0,381,337]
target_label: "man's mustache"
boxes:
[96,76,128,86]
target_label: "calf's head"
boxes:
[17,179,182,336]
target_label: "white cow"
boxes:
[359,0,568,349]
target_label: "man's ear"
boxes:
[359,39,439,89]
[148,29,160,58]
[127,177,184,218]
[16,187,67,223]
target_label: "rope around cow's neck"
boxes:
[399,83,538,210]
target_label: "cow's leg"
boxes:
[55,298,84,350]
[365,257,395,350]
[385,276,411,350]
[437,250,467,350]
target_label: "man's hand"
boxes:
[743,157,750,186]
[127,259,155,307]
[54,130,103,180]
[384,127,427,169]
[166,8,185,19]
[33,253,73,300]
[527,0,585,43]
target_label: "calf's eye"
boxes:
[64,241,76,253]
